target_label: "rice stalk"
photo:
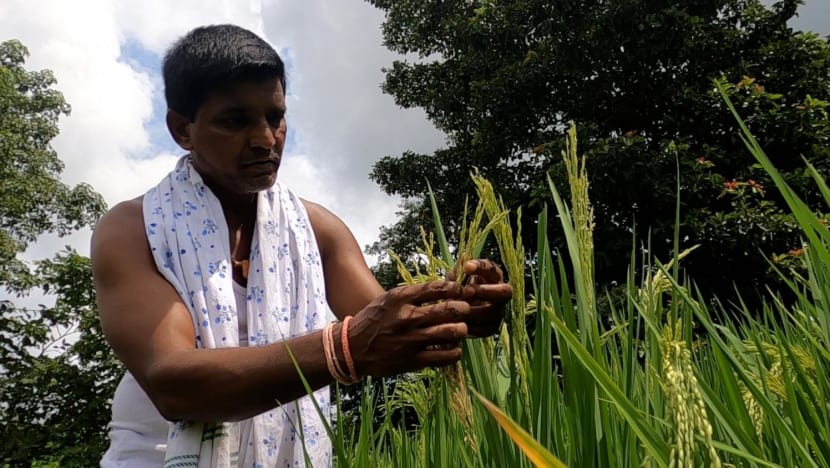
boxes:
[387,197,495,452]
[562,123,596,317]
[739,382,765,443]
[740,340,820,404]
[638,246,700,316]
[661,320,721,468]
[470,171,532,418]
[335,90,830,467]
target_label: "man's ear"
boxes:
[166,109,193,151]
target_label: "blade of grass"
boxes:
[472,389,567,468]
[543,306,670,465]
[282,341,350,467]
[426,181,453,264]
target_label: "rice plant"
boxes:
[308,80,830,467]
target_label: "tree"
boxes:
[0,39,105,291]
[1,251,121,466]
[366,0,830,307]
[0,40,115,466]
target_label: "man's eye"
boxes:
[267,112,285,127]
[217,115,247,129]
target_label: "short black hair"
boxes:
[162,24,286,120]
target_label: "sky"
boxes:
[1,0,828,309]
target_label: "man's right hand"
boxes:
[347,280,470,377]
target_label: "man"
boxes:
[92,24,511,467]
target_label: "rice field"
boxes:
[292,85,830,467]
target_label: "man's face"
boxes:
[186,77,287,195]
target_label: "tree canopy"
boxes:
[366,0,830,304]
[0,39,116,466]
[0,39,105,291]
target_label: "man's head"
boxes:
[163,24,285,121]
[163,25,287,196]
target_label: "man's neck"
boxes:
[198,176,258,226]
[214,186,257,223]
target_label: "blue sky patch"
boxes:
[119,38,178,158]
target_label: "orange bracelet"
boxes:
[328,322,353,384]
[341,316,359,381]
[322,323,351,385]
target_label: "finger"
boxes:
[465,275,483,286]
[462,283,513,302]
[411,300,471,326]
[424,321,468,343]
[467,324,502,338]
[395,280,463,305]
[464,259,504,283]
[465,301,506,335]
[468,302,504,314]
[412,346,463,369]
[466,303,506,328]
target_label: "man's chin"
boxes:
[247,172,279,193]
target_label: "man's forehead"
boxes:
[210,78,286,107]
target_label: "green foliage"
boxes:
[366,0,830,307]
[0,39,115,466]
[0,39,106,291]
[0,250,121,466]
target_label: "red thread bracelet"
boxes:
[341,316,359,381]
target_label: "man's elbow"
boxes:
[143,359,248,423]
[144,360,200,422]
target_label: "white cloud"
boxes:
[258,0,446,253]
[0,0,157,296]
[0,0,154,192]
[112,0,265,53]
[106,0,444,254]
[109,0,446,253]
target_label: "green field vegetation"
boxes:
[307,86,830,467]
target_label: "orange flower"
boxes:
[723,180,740,191]
[747,179,765,197]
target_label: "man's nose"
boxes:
[249,119,279,149]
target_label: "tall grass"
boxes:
[313,83,830,467]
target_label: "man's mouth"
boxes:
[243,157,279,167]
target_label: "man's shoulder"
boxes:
[300,198,339,233]
[298,198,359,258]
[100,196,145,229]
[91,196,148,261]
[300,198,326,218]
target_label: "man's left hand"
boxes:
[452,259,513,338]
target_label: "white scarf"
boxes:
[143,156,332,467]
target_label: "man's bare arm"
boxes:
[92,199,342,422]
[303,200,384,319]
